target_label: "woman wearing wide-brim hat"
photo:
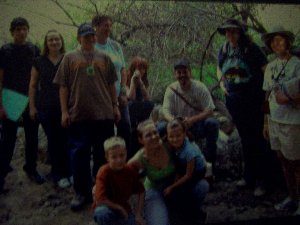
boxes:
[216,18,269,197]
[262,26,300,215]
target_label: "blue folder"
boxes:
[2,88,29,121]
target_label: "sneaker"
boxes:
[275,197,298,211]
[254,185,266,197]
[23,166,45,184]
[70,194,87,211]
[236,179,247,188]
[57,178,71,188]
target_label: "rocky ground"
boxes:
[0,127,299,225]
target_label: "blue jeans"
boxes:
[67,120,114,197]
[190,118,219,164]
[168,179,209,212]
[117,105,131,154]
[94,205,136,225]
[39,110,69,180]
[157,118,219,164]
[144,189,169,225]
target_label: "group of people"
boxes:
[0,14,299,225]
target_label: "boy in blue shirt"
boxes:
[164,118,209,223]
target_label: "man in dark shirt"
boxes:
[0,17,44,193]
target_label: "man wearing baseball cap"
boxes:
[54,22,120,210]
[161,58,219,169]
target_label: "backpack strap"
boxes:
[218,41,229,69]
[170,87,202,112]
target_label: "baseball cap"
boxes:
[174,58,191,70]
[77,23,96,37]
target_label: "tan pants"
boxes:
[277,151,300,201]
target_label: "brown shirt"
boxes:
[54,48,117,122]
[93,164,145,213]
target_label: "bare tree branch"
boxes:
[248,13,267,34]
[88,0,99,15]
[49,0,78,27]
[0,1,77,27]
[66,2,95,15]
[186,3,229,19]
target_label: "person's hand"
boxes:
[131,70,141,85]
[135,213,146,225]
[263,123,269,140]
[61,111,71,128]
[223,88,229,96]
[29,107,38,121]
[118,95,128,108]
[0,107,7,120]
[92,185,96,202]
[220,84,228,96]
[163,186,173,196]
[117,205,128,220]
[274,89,289,105]
[113,105,121,123]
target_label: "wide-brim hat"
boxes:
[261,26,295,50]
[217,19,247,35]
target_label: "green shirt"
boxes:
[134,146,175,191]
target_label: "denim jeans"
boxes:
[39,110,69,180]
[94,205,136,225]
[144,189,169,225]
[168,179,209,212]
[157,118,219,164]
[116,105,131,154]
[67,120,114,197]
[0,109,39,185]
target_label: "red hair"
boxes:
[127,56,149,87]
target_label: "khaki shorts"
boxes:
[268,119,300,160]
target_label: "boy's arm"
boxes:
[0,69,6,120]
[164,159,195,196]
[162,87,175,122]
[28,66,39,121]
[109,84,121,123]
[135,191,146,225]
[59,86,70,128]
[97,199,128,219]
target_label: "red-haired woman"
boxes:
[127,57,154,154]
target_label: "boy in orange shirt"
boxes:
[92,136,145,225]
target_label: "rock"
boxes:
[215,129,243,179]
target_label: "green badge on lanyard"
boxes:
[86,64,95,76]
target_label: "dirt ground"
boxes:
[0,128,299,225]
